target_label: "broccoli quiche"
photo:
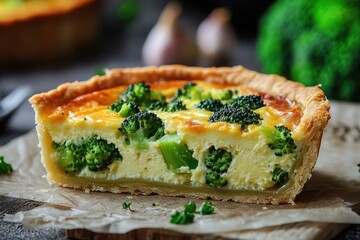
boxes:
[29,65,330,204]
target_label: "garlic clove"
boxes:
[142,2,197,66]
[196,8,237,67]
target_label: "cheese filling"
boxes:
[44,80,302,191]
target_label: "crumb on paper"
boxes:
[262,207,268,210]
[127,196,133,200]
[85,188,90,193]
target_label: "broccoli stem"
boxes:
[159,135,198,172]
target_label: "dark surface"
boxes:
[0,0,358,239]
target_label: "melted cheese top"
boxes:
[48,80,302,133]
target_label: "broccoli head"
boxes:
[84,138,122,171]
[230,95,265,110]
[121,81,151,106]
[264,126,297,156]
[53,137,121,173]
[209,107,262,129]
[174,82,211,101]
[109,100,140,117]
[272,167,289,186]
[119,111,165,149]
[147,100,167,111]
[257,0,360,101]
[196,99,224,112]
[0,156,13,175]
[209,88,237,100]
[204,146,233,188]
[166,100,187,112]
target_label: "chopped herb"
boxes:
[358,163,360,172]
[122,201,132,211]
[184,201,196,214]
[0,156,13,175]
[152,202,160,207]
[169,201,216,224]
[197,201,215,215]
[170,211,194,224]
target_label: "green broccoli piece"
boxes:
[257,0,360,101]
[272,167,289,186]
[108,100,140,117]
[53,137,121,173]
[204,147,233,188]
[196,99,224,112]
[209,107,262,129]
[210,89,236,100]
[52,141,86,173]
[197,201,215,215]
[84,138,122,171]
[121,81,151,106]
[174,82,211,101]
[264,126,297,156]
[147,100,167,111]
[119,111,165,149]
[159,135,198,172]
[0,156,13,175]
[166,100,187,112]
[230,95,265,110]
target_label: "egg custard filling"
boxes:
[30,66,330,204]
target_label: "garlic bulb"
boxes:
[196,8,236,66]
[142,2,197,66]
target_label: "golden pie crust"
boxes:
[30,65,331,204]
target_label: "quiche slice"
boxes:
[29,65,330,204]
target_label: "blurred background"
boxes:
[0,1,359,238]
[0,0,359,144]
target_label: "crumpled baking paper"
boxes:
[1,101,360,237]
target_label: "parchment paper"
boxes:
[1,101,360,236]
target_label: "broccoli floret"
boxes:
[264,126,297,156]
[121,81,151,106]
[84,138,122,171]
[147,100,167,111]
[258,0,360,101]
[53,137,121,173]
[209,107,262,129]
[119,111,165,149]
[52,141,86,173]
[210,89,236,100]
[0,156,13,175]
[120,82,166,107]
[272,167,289,186]
[230,95,265,110]
[196,99,224,112]
[159,135,198,172]
[166,100,187,112]
[108,100,140,117]
[204,147,233,188]
[174,82,211,101]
